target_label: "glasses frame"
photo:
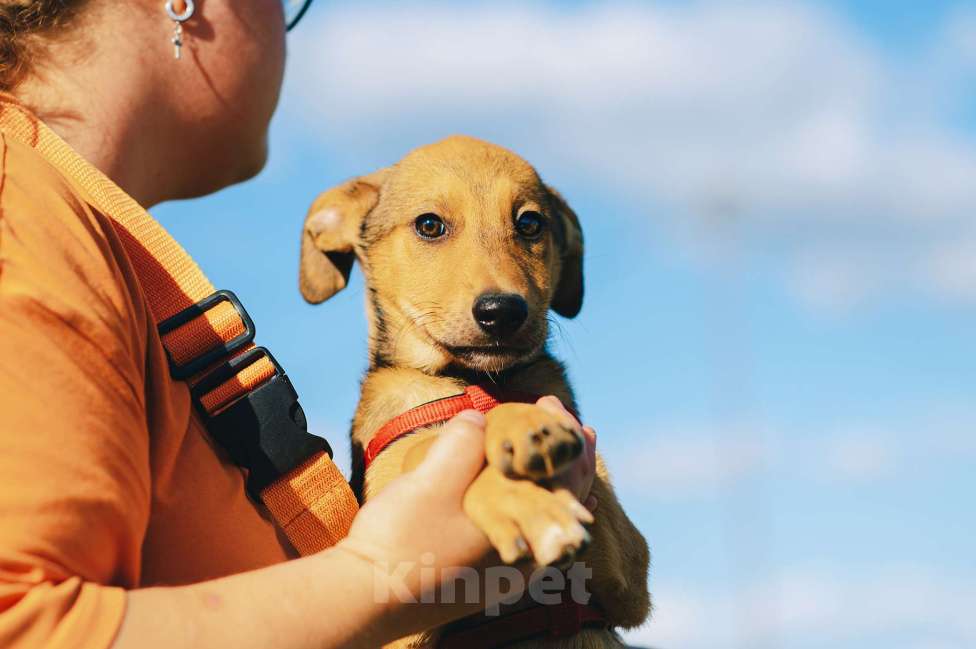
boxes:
[285,0,314,31]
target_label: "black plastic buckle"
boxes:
[158,290,256,380]
[192,346,332,500]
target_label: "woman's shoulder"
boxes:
[0,131,104,237]
[0,130,150,362]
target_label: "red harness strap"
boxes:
[439,597,609,649]
[364,384,544,469]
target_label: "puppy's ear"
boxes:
[300,169,390,304]
[547,186,584,318]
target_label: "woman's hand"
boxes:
[340,399,597,573]
[339,410,495,572]
[333,400,598,641]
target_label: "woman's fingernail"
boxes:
[456,409,486,426]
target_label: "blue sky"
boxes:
[155,2,976,647]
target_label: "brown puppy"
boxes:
[299,136,650,648]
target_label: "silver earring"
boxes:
[165,0,195,60]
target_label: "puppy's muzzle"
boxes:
[472,293,528,339]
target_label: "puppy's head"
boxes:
[299,136,583,373]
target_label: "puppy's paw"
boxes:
[464,467,593,566]
[485,403,584,480]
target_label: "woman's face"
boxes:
[172,0,288,196]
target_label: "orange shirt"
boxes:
[0,98,321,648]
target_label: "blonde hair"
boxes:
[0,0,87,91]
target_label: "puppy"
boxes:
[299,136,650,648]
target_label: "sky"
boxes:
[155,2,976,647]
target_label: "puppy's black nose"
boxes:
[472,293,528,338]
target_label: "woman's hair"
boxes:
[0,0,87,91]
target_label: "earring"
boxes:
[165,0,195,60]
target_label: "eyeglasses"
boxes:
[283,0,314,31]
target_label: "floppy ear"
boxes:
[547,186,584,318]
[299,168,390,304]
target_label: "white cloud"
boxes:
[285,1,976,312]
[625,565,976,649]
[946,6,976,69]
[923,240,976,303]
[789,248,892,314]
[824,431,898,482]
[607,427,768,500]
[606,408,976,499]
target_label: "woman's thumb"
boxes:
[413,410,487,489]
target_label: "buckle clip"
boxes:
[158,290,256,379]
[193,347,332,500]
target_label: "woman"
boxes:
[0,1,598,648]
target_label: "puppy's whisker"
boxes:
[546,314,578,360]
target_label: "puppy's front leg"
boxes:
[463,466,592,566]
[480,404,652,628]
[402,420,593,565]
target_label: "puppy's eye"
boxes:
[415,213,447,239]
[515,211,546,240]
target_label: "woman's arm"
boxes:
[115,402,597,649]
[114,412,498,649]
[0,142,153,649]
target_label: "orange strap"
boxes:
[365,385,543,469]
[0,97,358,556]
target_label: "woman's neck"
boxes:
[18,65,173,207]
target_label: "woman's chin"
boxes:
[177,138,269,200]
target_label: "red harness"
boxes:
[364,384,545,469]
[366,384,608,646]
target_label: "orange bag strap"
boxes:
[0,97,357,556]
